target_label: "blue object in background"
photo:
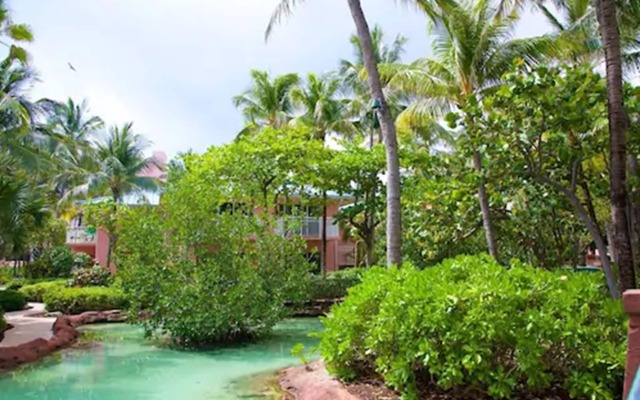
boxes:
[631,369,640,399]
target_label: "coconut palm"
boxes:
[536,0,640,69]
[86,122,160,204]
[233,70,300,137]
[595,0,637,292]
[384,0,556,259]
[266,0,403,266]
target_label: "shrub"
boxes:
[117,206,311,346]
[23,261,50,280]
[0,310,5,332]
[19,280,67,302]
[0,289,27,312]
[46,246,74,277]
[309,269,363,300]
[0,268,12,285]
[44,286,127,314]
[319,255,625,400]
[72,252,94,269]
[5,278,27,291]
[69,266,112,287]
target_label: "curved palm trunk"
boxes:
[596,0,636,292]
[346,0,402,266]
[473,152,498,259]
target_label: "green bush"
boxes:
[309,269,363,300]
[19,280,67,302]
[0,289,27,312]
[117,207,311,346]
[0,268,12,284]
[0,310,5,332]
[44,286,127,314]
[69,266,112,287]
[319,255,625,400]
[26,246,75,279]
[72,252,94,269]
[23,261,50,280]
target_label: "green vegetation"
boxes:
[18,280,67,302]
[309,269,363,300]
[0,289,27,312]
[43,286,127,314]
[69,266,111,287]
[320,255,624,399]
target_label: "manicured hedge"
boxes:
[69,266,112,287]
[19,280,67,302]
[0,290,27,312]
[44,287,127,314]
[320,255,625,400]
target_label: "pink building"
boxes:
[66,151,357,272]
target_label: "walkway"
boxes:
[0,303,56,347]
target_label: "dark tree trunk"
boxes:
[473,152,498,259]
[596,0,636,292]
[321,191,328,278]
[347,0,402,267]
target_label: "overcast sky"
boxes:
[12,1,551,159]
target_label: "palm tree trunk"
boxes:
[346,0,402,266]
[473,152,498,259]
[320,191,328,278]
[596,0,636,292]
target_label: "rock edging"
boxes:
[0,310,125,371]
[279,360,358,400]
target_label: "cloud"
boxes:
[11,0,550,159]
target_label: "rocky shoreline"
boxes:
[0,310,125,371]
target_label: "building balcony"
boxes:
[275,217,340,238]
[66,227,96,244]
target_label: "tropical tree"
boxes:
[384,0,555,259]
[595,0,637,291]
[232,70,300,136]
[41,98,103,206]
[290,72,355,275]
[266,0,403,266]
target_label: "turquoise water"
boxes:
[0,319,322,400]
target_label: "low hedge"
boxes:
[320,255,625,400]
[19,280,68,302]
[0,289,27,312]
[44,286,128,314]
[309,268,363,300]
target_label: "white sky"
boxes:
[12,1,552,159]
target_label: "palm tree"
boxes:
[595,0,637,292]
[384,0,555,259]
[536,0,640,68]
[232,70,300,137]
[78,123,160,267]
[290,72,354,276]
[41,98,103,207]
[267,0,403,266]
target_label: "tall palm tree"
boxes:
[76,122,160,267]
[232,70,300,137]
[385,0,555,259]
[595,0,637,292]
[290,72,354,276]
[41,98,103,207]
[536,0,640,68]
[88,123,160,204]
[267,0,404,266]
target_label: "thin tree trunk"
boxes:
[473,152,498,259]
[365,232,375,268]
[536,175,620,298]
[596,0,636,292]
[321,191,328,278]
[606,223,617,263]
[347,0,402,267]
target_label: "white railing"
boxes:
[66,227,96,244]
[276,217,339,238]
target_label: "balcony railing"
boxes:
[66,227,96,244]
[276,217,339,238]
